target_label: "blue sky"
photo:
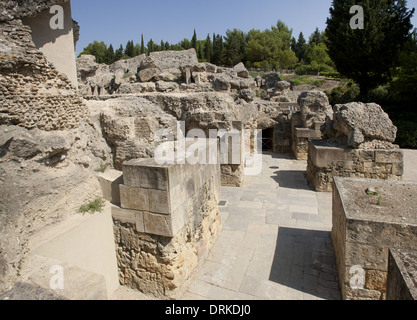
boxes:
[71,0,417,55]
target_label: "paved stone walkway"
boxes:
[182,153,341,300]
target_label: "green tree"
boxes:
[134,43,141,56]
[147,39,155,53]
[212,34,226,65]
[246,21,297,70]
[294,32,308,61]
[326,0,415,97]
[309,27,323,46]
[390,28,417,101]
[204,34,213,62]
[79,41,108,63]
[224,29,247,66]
[104,44,115,64]
[191,29,197,49]
[124,40,134,57]
[306,42,331,75]
[140,34,145,54]
[180,38,191,50]
[114,44,124,61]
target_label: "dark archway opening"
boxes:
[261,128,274,152]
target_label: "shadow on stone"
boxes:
[269,227,341,300]
[0,282,68,300]
[272,170,313,191]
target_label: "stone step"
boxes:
[20,254,108,300]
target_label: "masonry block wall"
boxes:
[0,19,87,131]
[386,249,417,300]
[332,177,417,300]
[111,155,221,299]
[307,140,404,192]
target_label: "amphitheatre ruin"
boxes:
[0,0,416,301]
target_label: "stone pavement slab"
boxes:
[182,152,341,300]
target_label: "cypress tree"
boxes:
[191,29,198,49]
[204,34,212,63]
[140,34,145,54]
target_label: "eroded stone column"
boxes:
[111,156,221,299]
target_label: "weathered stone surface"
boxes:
[332,177,417,300]
[155,81,179,93]
[110,54,146,74]
[234,62,249,78]
[76,55,99,81]
[307,140,403,192]
[138,67,160,82]
[0,0,64,22]
[331,102,398,148]
[387,249,417,300]
[149,49,198,71]
[116,82,156,94]
[0,20,88,131]
[239,89,255,102]
[96,96,178,170]
[112,158,221,299]
[298,91,332,126]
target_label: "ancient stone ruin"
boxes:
[307,102,403,192]
[0,0,415,301]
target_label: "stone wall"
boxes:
[0,19,87,131]
[22,0,78,86]
[0,0,66,22]
[386,249,417,300]
[111,153,221,299]
[307,102,403,192]
[307,140,403,192]
[332,177,417,300]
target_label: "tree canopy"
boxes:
[326,0,415,96]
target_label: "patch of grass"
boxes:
[123,72,134,79]
[249,71,266,78]
[95,162,110,173]
[79,197,105,215]
[377,195,383,206]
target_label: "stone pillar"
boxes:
[185,67,192,85]
[22,0,78,88]
[111,151,221,299]
[218,122,245,187]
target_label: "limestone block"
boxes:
[332,177,417,300]
[120,185,149,211]
[123,159,169,191]
[96,170,123,205]
[386,249,417,300]
[143,212,174,237]
[148,189,170,215]
[111,205,145,233]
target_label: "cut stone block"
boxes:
[111,205,144,233]
[96,170,123,205]
[332,177,417,300]
[123,159,169,190]
[120,185,149,212]
[386,249,417,300]
[307,140,404,192]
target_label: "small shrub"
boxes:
[313,79,324,87]
[95,163,109,173]
[326,80,360,105]
[79,198,105,215]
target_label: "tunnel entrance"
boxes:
[261,128,274,152]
